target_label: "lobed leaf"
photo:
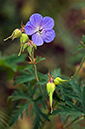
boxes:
[73,45,85,53]
[35,56,45,63]
[10,102,31,126]
[33,103,50,129]
[14,73,35,85]
[8,88,31,101]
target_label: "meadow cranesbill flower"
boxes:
[25,13,55,46]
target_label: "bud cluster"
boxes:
[4,25,36,56]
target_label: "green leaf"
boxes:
[0,59,6,66]
[37,72,48,80]
[36,56,45,63]
[33,103,50,129]
[66,101,83,113]
[69,79,82,98]
[53,91,62,102]
[58,82,74,102]
[0,111,11,128]
[14,72,35,85]
[82,85,85,111]
[4,54,26,72]
[24,83,37,98]
[37,72,48,85]
[27,46,33,56]
[24,64,33,70]
[71,114,81,122]
[64,92,81,102]
[22,43,28,52]
[83,85,85,102]
[52,68,61,78]
[82,35,85,45]
[0,54,26,79]
[10,102,31,126]
[33,44,37,49]
[73,45,85,54]
[53,105,83,116]
[9,85,49,129]
[8,88,31,101]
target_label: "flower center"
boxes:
[39,28,43,33]
[36,27,43,34]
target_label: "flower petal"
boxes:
[25,21,36,35]
[32,33,44,46]
[30,13,43,28]
[42,17,54,30]
[42,29,55,43]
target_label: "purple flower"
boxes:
[25,13,55,46]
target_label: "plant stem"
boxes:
[31,48,43,94]
[31,48,39,82]
[33,64,39,82]
[63,115,70,127]
[33,64,43,94]
[73,56,85,78]
[18,44,23,56]
[63,116,84,129]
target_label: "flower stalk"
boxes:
[30,47,43,94]
[33,64,39,82]
[74,56,85,78]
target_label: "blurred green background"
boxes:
[0,0,85,128]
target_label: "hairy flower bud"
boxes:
[54,77,68,85]
[18,34,29,56]
[20,33,29,44]
[4,28,22,41]
[12,29,22,40]
[47,82,55,93]
[46,82,55,113]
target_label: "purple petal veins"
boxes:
[32,33,44,46]
[30,13,43,28]
[42,17,54,30]
[42,30,55,43]
[25,13,55,46]
[25,21,36,35]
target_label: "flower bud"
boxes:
[46,82,55,113]
[54,77,68,85]
[12,29,22,40]
[20,33,29,44]
[4,28,22,41]
[47,82,55,94]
